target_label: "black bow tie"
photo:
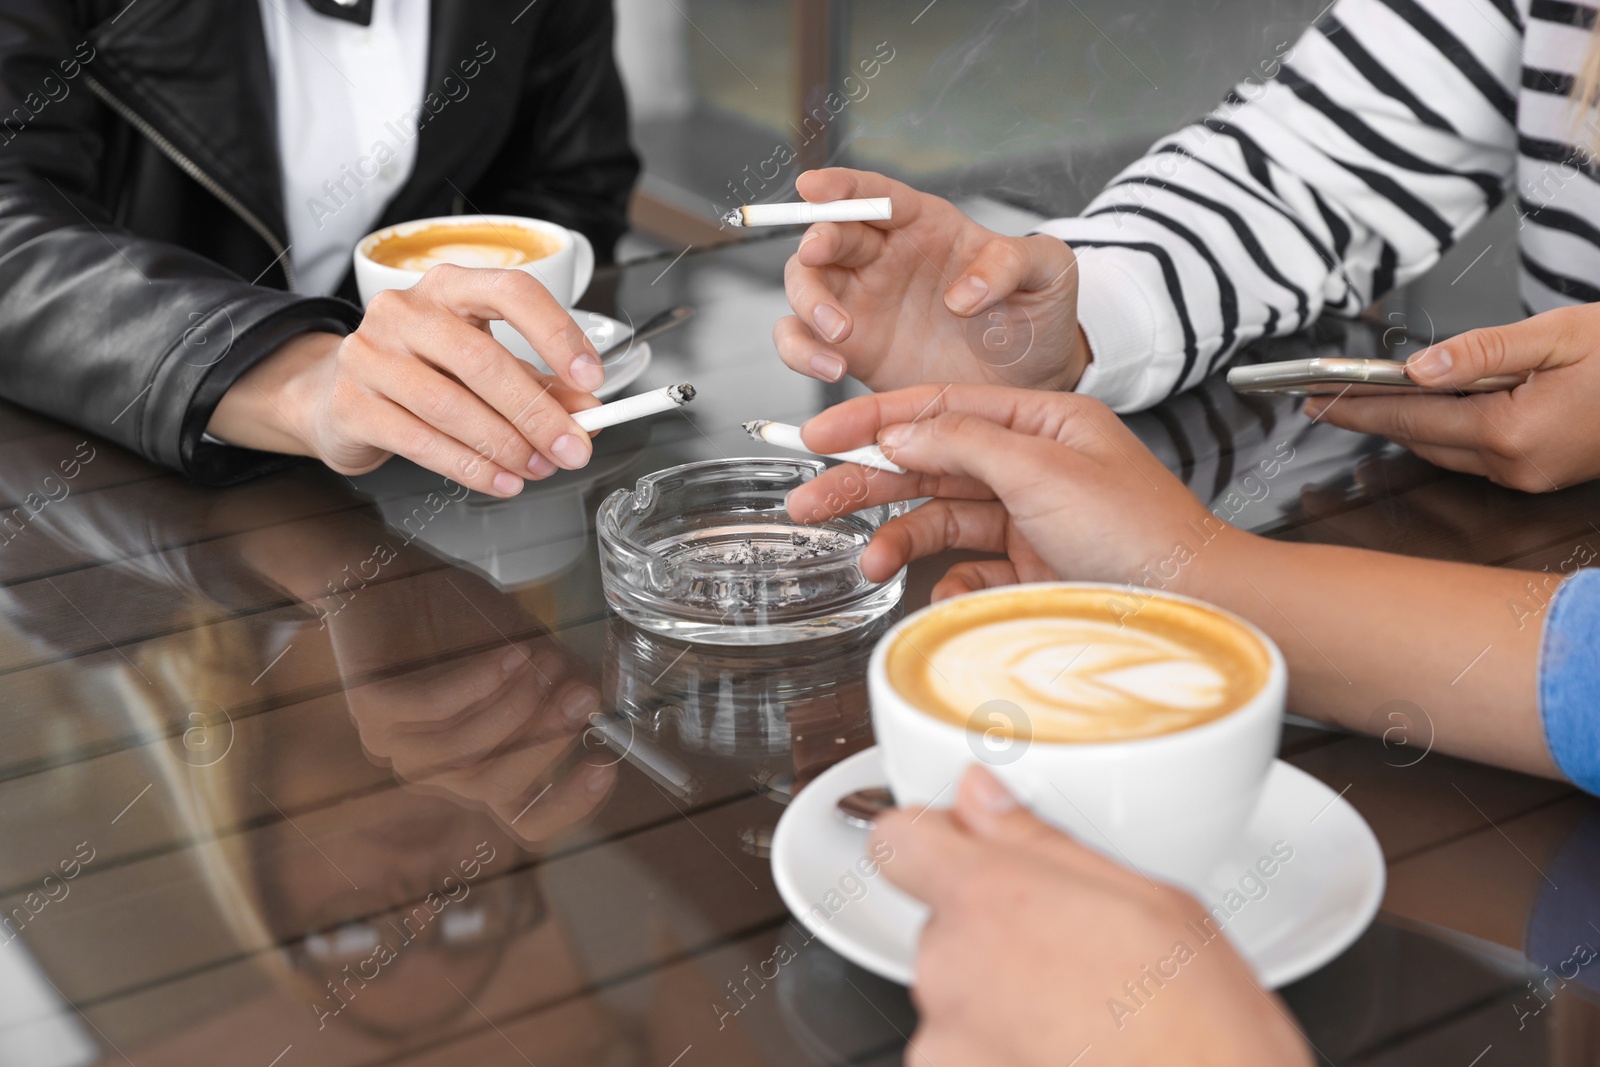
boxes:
[302,0,374,25]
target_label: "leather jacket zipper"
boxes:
[84,75,296,291]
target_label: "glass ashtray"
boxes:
[597,458,908,645]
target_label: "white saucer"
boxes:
[771,746,1385,990]
[490,310,652,400]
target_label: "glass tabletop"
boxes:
[1,234,1596,1066]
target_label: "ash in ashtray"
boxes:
[663,524,867,613]
[708,530,854,566]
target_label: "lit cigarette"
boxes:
[742,419,906,474]
[721,198,893,228]
[574,383,695,433]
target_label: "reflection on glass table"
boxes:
[354,420,650,591]
[602,612,889,813]
[6,229,1600,1065]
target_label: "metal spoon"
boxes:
[835,786,895,829]
[595,305,693,360]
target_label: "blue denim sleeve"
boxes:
[1542,568,1600,796]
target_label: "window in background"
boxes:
[616,0,1328,252]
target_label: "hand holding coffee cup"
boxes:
[210,215,605,496]
[208,213,609,494]
[870,766,1313,1067]
[281,213,605,496]
[872,583,1284,892]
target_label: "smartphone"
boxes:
[1227,358,1524,397]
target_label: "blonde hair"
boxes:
[120,613,312,995]
[1573,22,1600,150]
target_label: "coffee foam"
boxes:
[887,588,1270,742]
[368,223,560,273]
[388,242,528,271]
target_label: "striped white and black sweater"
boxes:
[1041,0,1598,411]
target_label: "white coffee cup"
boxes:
[869,582,1286,892]
[353,214,594,364]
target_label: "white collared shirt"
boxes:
[257,0,431,295]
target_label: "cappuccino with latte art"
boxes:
[868,583,1287,890]
[885,587,1270,742]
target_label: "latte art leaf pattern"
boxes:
[1010,639,1229,712]
[927,619,1235,741]
[888,587,1270,743]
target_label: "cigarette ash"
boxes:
[662,525,867,613]
[703,529,853,565]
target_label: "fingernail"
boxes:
[533,648,565,689]
[527,452,557,478]
[810,353,845,382]
[966,765,1017,812]
[492,472,524,496]
[879,423,913,448]
[501,647,525,675]
[1302,399,1326,419]
[587,761,615,795]
[1407,346,1452,381]
[813,304,848,342]
[800,229,820,246]
[550,434,591,469]
[945,275,990,315]
[573,354,605,391]
[560,686,600,728]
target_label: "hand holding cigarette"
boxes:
[770,168,1091,397]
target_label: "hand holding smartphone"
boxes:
[1227,358,1525,397]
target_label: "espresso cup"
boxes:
[353,214,594,365]
[869,582,1286,892]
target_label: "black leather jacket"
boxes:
[0,0,639,484]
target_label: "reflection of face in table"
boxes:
[0,473,675,1064]
[75,494,643,1061]
[240,731,551,1042]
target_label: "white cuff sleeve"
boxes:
[1071,251,1162,411]
[1032,228,1190,413]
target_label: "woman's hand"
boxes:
[874,766,1313,1067]
[209,265,605,497]
[790,386,1556,778]
[784,384,1223,601]
[318,557,615,846]
[1304,303,1600,493]
[344,641,614,846]
[775,169,1090,393]
[242,505,618,846]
